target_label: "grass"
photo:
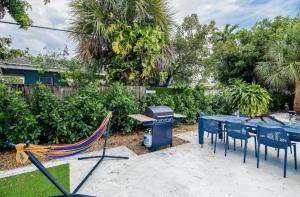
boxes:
[0,164,69,197]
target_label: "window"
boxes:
[39,76,53,85]
[0,75,25,84]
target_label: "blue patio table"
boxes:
[198,115,300,147]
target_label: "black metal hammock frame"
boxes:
[6,113,129,197]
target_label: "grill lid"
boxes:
[144,105,174,119]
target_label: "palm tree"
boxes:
[256,24,300,112]
[215,24,239,42]
[69,0,173,61]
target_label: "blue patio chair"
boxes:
[225,121,257,163]
[202,118,223,153]
[199,112,215,142]
[256,125,297,178]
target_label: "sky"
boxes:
[0,0,299,56]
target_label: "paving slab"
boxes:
[70,131,300,197]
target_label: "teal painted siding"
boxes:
[2,68,62,85]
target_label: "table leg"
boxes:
[198,118,204,147]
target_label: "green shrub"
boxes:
[269,90,294,111]
[226,80,271,115]
[0,83,40,148]
[104,83,139,134]
[30,84,66,144]
[206,92,232,115]
[174,88,197,124]
[62,84,107,143]
[141,93,176,110]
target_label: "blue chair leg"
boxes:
[211,133,214,144]
[277,149,280,158]
[214,133,218,153]
[225,135,229,156]
[290,146,293,154]
[234,139,236,151]
[265,146,267,160]
[293,144,297,170]
[284,148,287,178]
[254,137,257,157]
[243,140,247,163]
[241,140,243,148]
[257,143,260,168]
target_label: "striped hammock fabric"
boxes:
[15,112,112,164]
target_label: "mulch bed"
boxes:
[0,124,196,171]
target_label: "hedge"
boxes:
[0,83,228,150]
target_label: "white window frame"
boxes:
[0,75,25,84]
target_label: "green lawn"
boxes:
[0,164,70,197]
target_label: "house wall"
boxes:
[1,68,61,85]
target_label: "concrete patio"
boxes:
[69,131,300,197]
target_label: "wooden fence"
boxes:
[7,84,146,101]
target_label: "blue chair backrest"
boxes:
[202,118,221,133]
[225,121,248,139]
[257,125,290,148]
[199,112,208,118]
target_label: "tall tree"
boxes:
[69,0,173,85]
[0,0,49,28]
[256,16,300,112]
[211,24,261,84]
[163,14,216,87]
[0,37,25,59]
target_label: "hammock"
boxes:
[7,111,129,197]
[15,111,112,164]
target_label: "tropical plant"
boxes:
[256,17,300,112]
[226,80,271,116]
[69,0,173,85]
[107,23,166,85]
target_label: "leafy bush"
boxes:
[0,83,40,148]
[62,84,107,143]
[206,92,232,115]
[269,90,294,111]
[141,93,176,110]
[104,83,139,134]
[30,84,66,143]
[226,80,271,115]
[174,88,198,124]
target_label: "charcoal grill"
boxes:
[129,105,186,151]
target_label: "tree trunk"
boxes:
[294,80,300,114]
[163,74,173,87]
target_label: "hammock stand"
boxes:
[6,113,129,197]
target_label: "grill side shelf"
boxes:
[128,114,156,123]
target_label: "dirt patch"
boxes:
[0,124,197,171]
